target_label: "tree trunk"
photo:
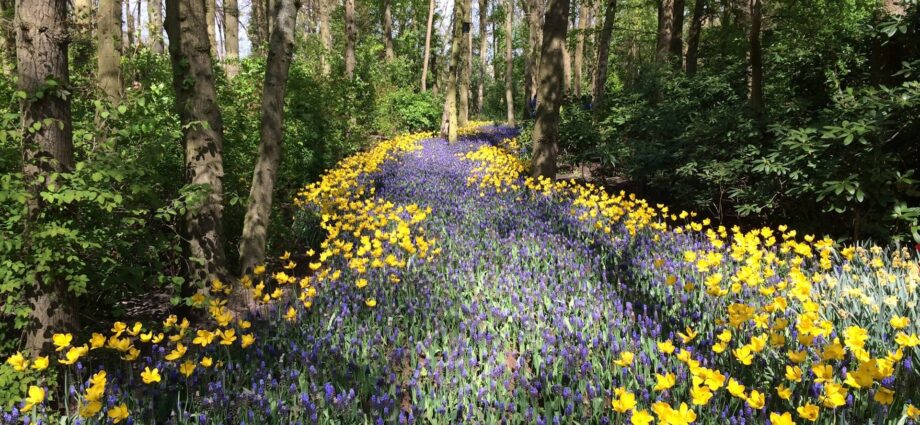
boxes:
[440,0,461,142]
[251,0,267,54]
[239,0,300,276]
[125,0,135,51]
[523,0,542,117]
[344,0,356,78]
[164,0,229,286]
[149,0,165,53]
[684,0,704,75]
[136,0,142,46]
[383,0,394,61]
[421,0,435,90]
[531,0,568,179]
[318,0,332,75]
[206,0,218,58]
[16,0,77,355]
[592,0,615,106]
[458,0,471,126]
[225,0,240,77]
[0,0,14,72]
[504,0,513,124]
[746,0,763,117]
[98,0,123,104]
[71,0,93,68]
[669,0,684,67]
[562,39,570,93]
[656,0,673,61]
[476,0,487,115]
[572,3,588,97]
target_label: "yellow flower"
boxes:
[611,387,637,413]
[691,384,714,406]
[811,363,834,384]
[192,329,215,347]
[241,334,255,348]
[657,340,675,354]
[895,332,920,347]
[821,383,847,408]
[678,327,698,344]
[787,350,807,364]
[59,345,88,365]
[6,352,28,372]
[90,332,106,349]
[201,357,214,367]
[179,360,196,377]
[797,403,820,421]
[733,345,754,366]
[31,356,49,371]
[654,372,676,391]
[769,412,795,425]
[253,264,266,275]
[906,404,920,419]
[79,400,102,418]
[365,298,377,308]
[630,409,654,425]
[613,351,635,367]
[141,367,161,384]
[52,333,73,351]
[746,389,765,409]
[284,306,298,322]
[165,343,187,361]
[356,278,368,288]
[108,403,130,423]
[874,387,894,405]
[889,315,910,329]
[21,385,45,413]
[219,328,237,345]
[727,378,746,398]
[785,365,802,382]
[776,384,793,400]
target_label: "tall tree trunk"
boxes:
[318,0,332,75]
[746,0,763,117]
[239,0,301,276]
[523,0,542,117]
[669,0,684,67]
[562,39,570,93]
[344,0,356,78]
[383,0,394,61]
[149,0,165,54]
[440,0,461,142]
[206,0,218,57]
[251,0,267,54]
[136,0,142,46]
[16,0,77,355]
[125,0,135,51]
[225,0,240,77]
[476,0,487,115]
[656,0,673,61]
[0,0,14,72]
[593,0,615,106]
[71,0,93,68]
[165,0,229,286]
[504,0,513,124]
[98,0,123,104]
[458,0,472,126]
[531,0,568,179]
[421,0,435,90]
[573,3,588,97]
[684,0,704,75]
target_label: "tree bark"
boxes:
[476,0,487,115]
[562,37,570,93]
[504,0,513,124]
[656,0,673,61]
[458,0,471,126]
[523,0,542,117]
[125,0,135,51]
[531,0,568,179]
[746,0,763,117]
[239,0,300,276]
[206,0,218,57]
[421,0,435,89]
[572,3,588,97]
[344,0,356,78]
[669,0,684,67]
[16,0,77,355]
[684,0,704,75]
[0,0,14,72]
[318,0,332,75]
[149,0,165,53]
[98,0,123,104]
[383,0,394,61]
[592,0,615,106]
[225,0,240,77]
[165,0,229,286]
[440,0,461,142]
[251,0,268,54]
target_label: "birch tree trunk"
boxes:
[16,0,77,355]
[165,0,230,287]
[239,0,301,275]
[531,0,569,179]
[344,0,356,78]
[421,0,435,89]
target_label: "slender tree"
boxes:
[440,0,462,142]
[504,0,514,123]
[684,0,704,75]
[239,0,302,276]
[562,35,570,92]
[669,0,684,66]
[421,0,435,89]
[523,0,543,117]
[747,0,763,117]
[656,0,673,61]
[125,0,135,50]
[344,0,356,78]
[149,0,165,53]
[0,0,14,72]
[592,0,615,106]
[458,0,472,126]
[383,0,394,61]
[573,3,588,97]
[531,0,569,178]
[225,0,241,77]
[476,0,487,115]
[165,0,230,286]
[98,0,123,104]
[206,0,218,57]
[251,0,268,53]
[16,0,77,354]
[318,0,332,75]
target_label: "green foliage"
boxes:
[374,87,443,134]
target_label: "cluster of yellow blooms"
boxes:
[460,130,920,424]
